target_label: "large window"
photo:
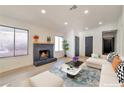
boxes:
[15,29,28,56]
[0,26,14,57]
[0,25,28,58]
[55,36,63,51]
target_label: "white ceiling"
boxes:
[0,5,122,31]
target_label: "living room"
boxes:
[0,5,124,88]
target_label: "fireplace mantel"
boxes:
[33,42,54,45]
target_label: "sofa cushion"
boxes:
[101,62,117,76]
[100,73,120,87]
[86,58,106,69]
[86,58,105,65]
[86,62,102,69]
[29,71,64,87]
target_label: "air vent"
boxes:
[70,5,77,10]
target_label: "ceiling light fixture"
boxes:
[99,21,103,25]
[84,10,89,14]
[41,9,46,14]
[64,22,68,25]
[85,27,88,30]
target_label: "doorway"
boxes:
[85,36,93,57]
[102,31,116,54]
[103,38,114,54]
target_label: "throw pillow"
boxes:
[116,62,124,84]
[112,55,121,71]
[107,52,118,62]
[91,53,100,58]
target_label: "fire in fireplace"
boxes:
[39,50,50,60]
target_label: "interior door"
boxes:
[85,36,93,57]
[75,36,79,56]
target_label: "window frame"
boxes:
[55,36,64,52]
[0,25,29,58]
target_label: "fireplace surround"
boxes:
[33,43,57,66]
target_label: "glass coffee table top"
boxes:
[66,61,83,67]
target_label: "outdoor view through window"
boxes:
[0,25,28,57]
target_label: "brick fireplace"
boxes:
[33,43,57,66]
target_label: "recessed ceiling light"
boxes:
[41,9,46,14]
[64,22,68,25]
[99,21,103,25]
[84,10,89,14]
[85,27,88,30]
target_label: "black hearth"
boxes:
[33,44,57,66]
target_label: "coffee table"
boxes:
[61,61,83,78]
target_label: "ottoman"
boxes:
[29,71,64,87]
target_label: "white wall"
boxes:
[80,23,118,56]
[0,16,65,73]
[122,7,124,57]
[66,29,80,58]
[117,16,123,56]
[117,6,124,57]
[66,30,75,57]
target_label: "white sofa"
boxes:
[86,57,121,87]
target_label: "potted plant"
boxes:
[63,40,69,57]
[47,36,51,43]
[33,35,39,43]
